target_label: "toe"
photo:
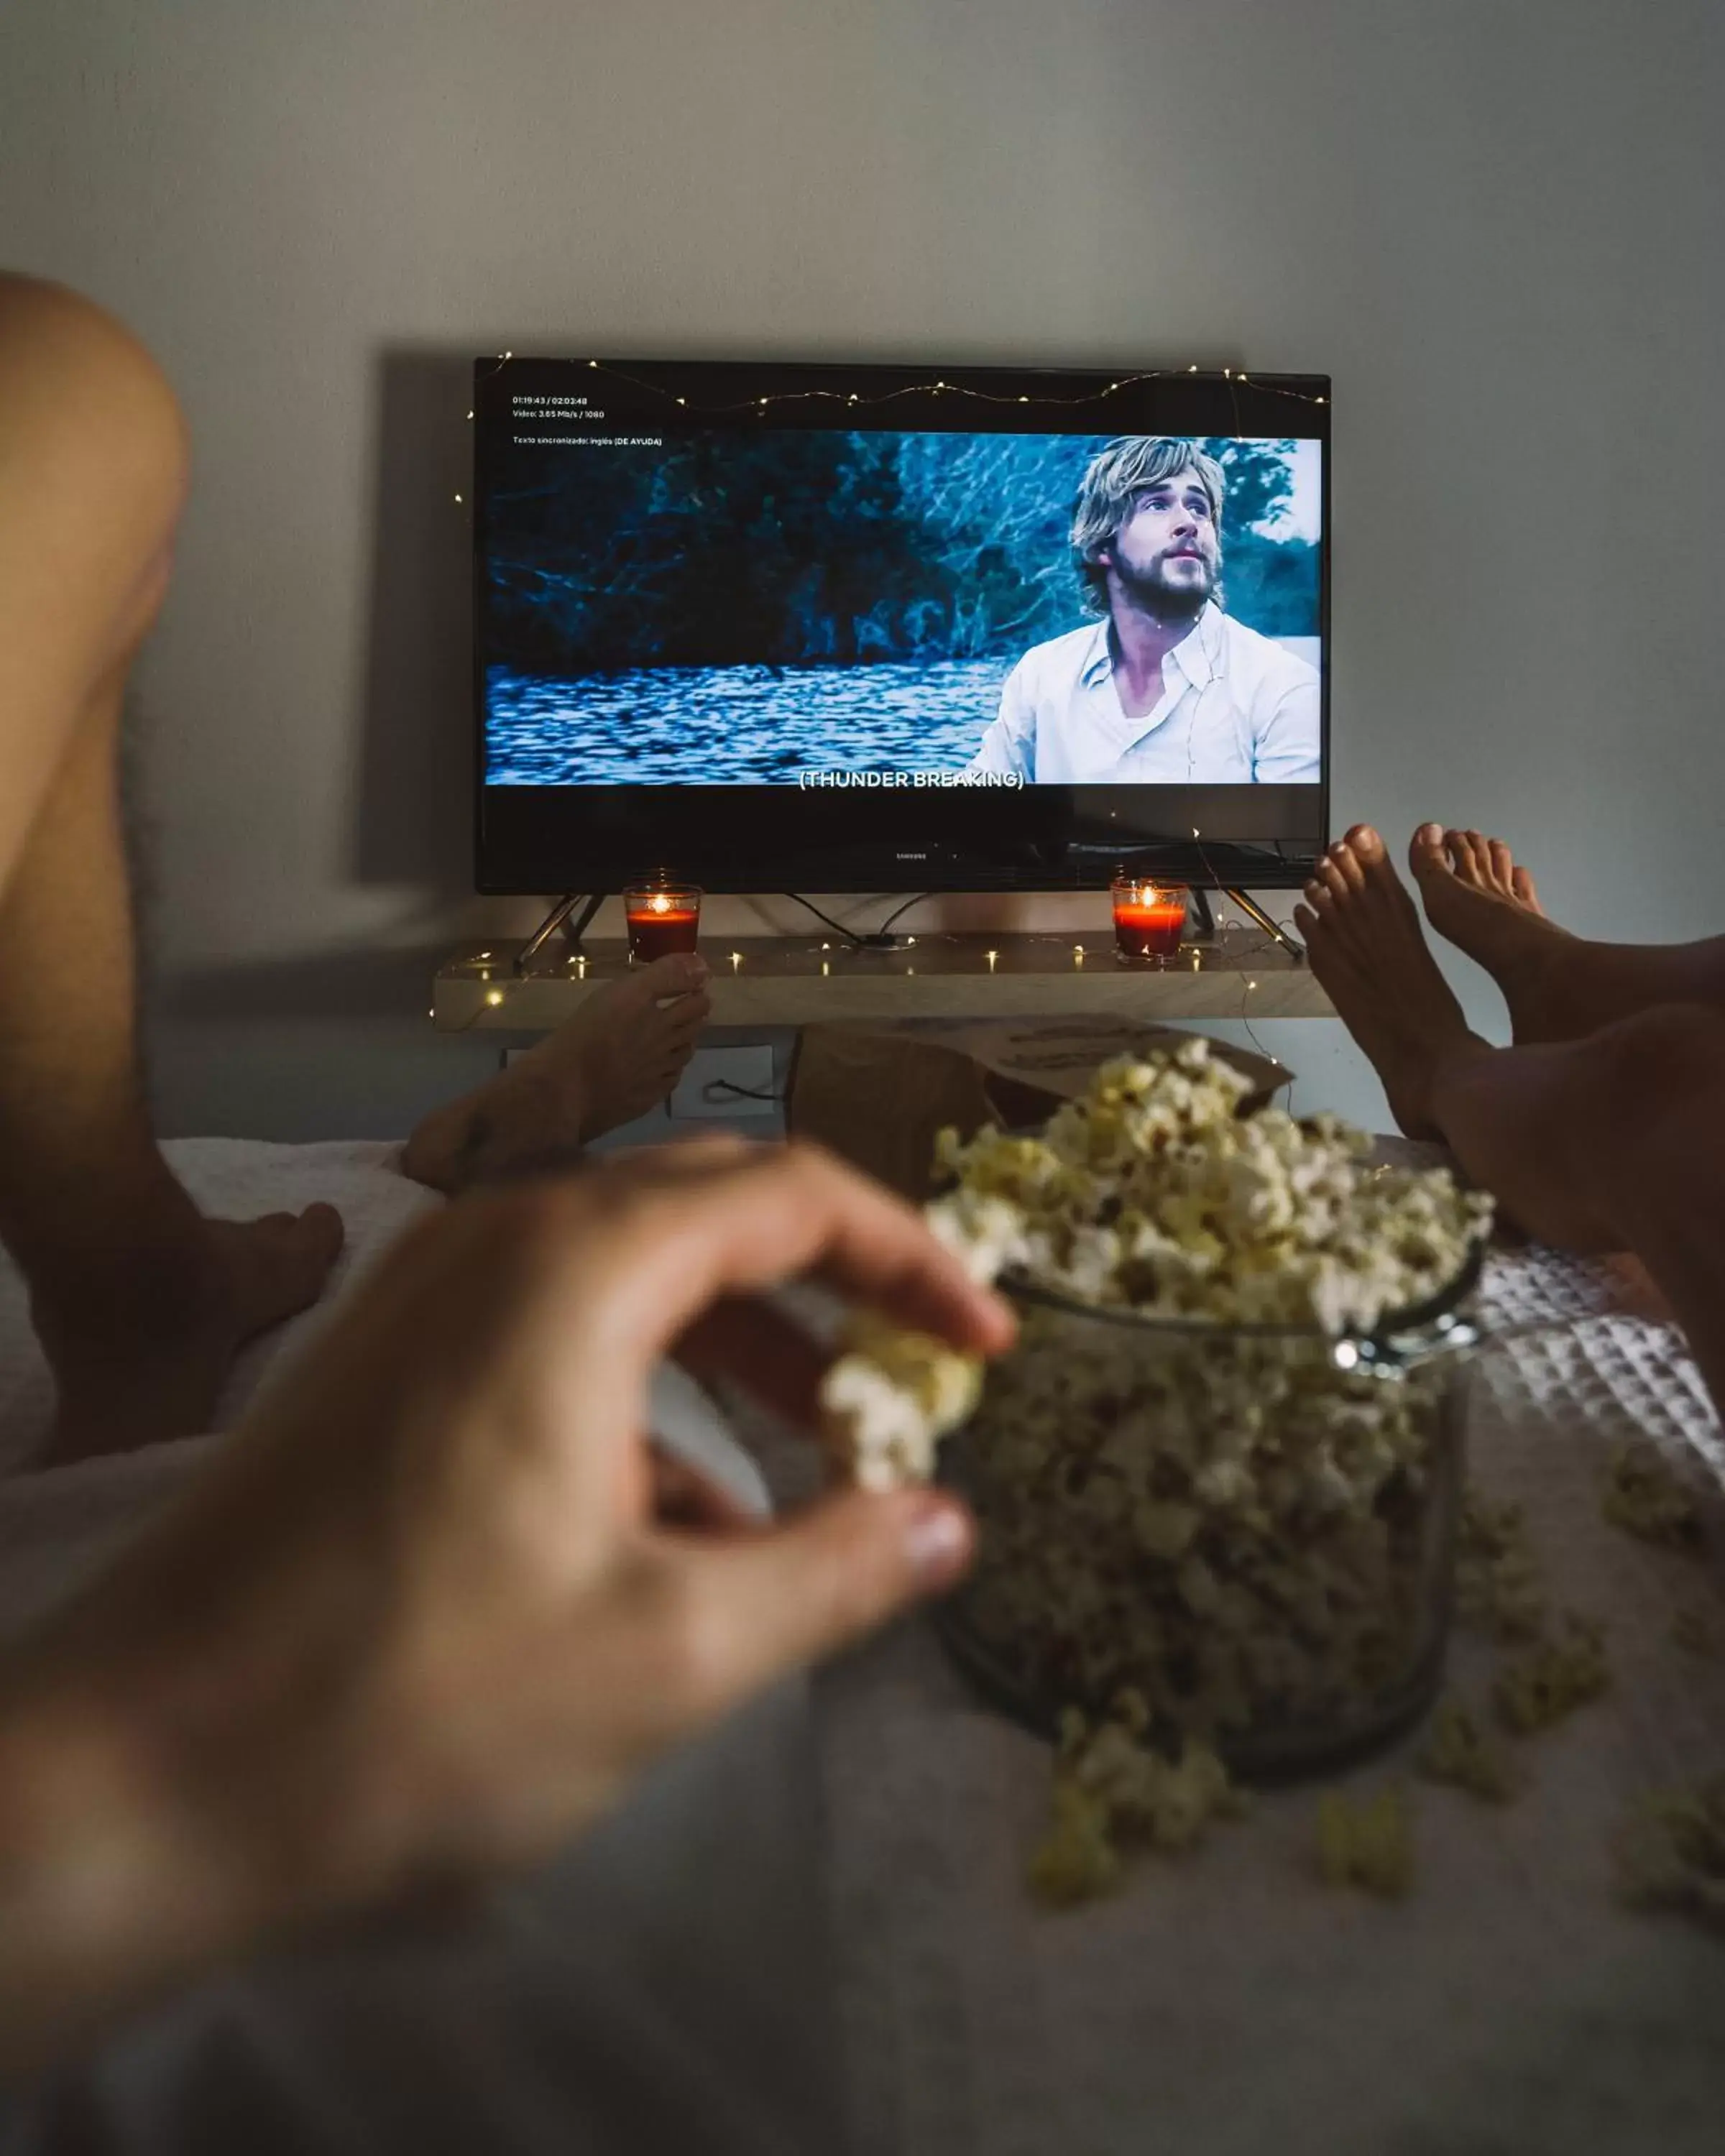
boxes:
[1328,839,1365,893]
[1346,823,1386,866]
[660,998,711,1048]
[1303,877,1330,911]
[298,1201,346,1267]
[225,1204,344,1339]
[1488,839,1514,890]
[1408,822,1448,881]
[638,952,709,996]
[1292,902,1320,941]
[1512,864,1543,914]
[1317,854,1349,900]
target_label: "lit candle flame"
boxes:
[650,893,670,915]
[985,949,998,971]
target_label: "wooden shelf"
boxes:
[433,929,1333,1032]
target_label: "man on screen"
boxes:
[966,436,1320,785]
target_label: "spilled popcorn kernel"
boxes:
[1614,1777,1725,1932]
[1493,1613,1610,1734]
[1315,1784,1414,1899]
[1601,1443,1703,1551]
[1455,1488,1547,1641]
[1417,1695,1521,1804]
[1029,1708,1246,1906]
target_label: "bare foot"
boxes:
[1407,824,1574,1041]
[37,1203,345,1465]
[1294,824,1490,1138]
[402,954,714,1193]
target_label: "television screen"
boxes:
[474,359,1329,893]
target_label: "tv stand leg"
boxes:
[515,892,605,975]
[1218,886,1305,962]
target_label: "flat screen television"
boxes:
[474,356,1329,894]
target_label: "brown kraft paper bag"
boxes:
[786,1019,1288,1202]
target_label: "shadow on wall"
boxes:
[350,345,482,900]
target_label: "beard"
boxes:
[1112,549,1218,628]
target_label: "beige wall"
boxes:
[2,0,1721,1135]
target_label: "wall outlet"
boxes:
[669,1044,779,1120]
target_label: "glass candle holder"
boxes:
[624,882,702,963]
[1111,877,1189,962]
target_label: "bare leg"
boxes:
[1294,821,1491,1140]
[1298,826,1725,1414]
[0,277,342,1464]
[1407,822,1725,1044]
[401,954,712,1194]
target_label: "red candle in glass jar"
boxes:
[625,883,702,963]
[1110,879,1188,960]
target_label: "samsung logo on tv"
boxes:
[895,851,932,861]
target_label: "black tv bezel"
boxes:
[473,356,1330,894]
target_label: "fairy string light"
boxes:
[471,352,1327,414]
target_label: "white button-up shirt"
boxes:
[966,604,1321,784]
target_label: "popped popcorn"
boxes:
[1614,1777,1725,1931]
[1601,1442,1704,1552]
[1417,1695,1521,1804]
[820,1037,1490,1493]
[819,1036,1490,1888]
[932,1040,1491,1333]
[952,1302,1452,1738]
[1315,1784,1414,1899]
[819,1313,983,1493]
[1492,1613,1611,1734]
[1455,1487,1548,1641]
[1028,1704,1246,1906]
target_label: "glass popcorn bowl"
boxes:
[936,1248,1486,1782]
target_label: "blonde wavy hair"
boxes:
[1070,437,1225,616]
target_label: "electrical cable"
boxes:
[706,1079,786,1104]
[778,893,869,949]
[780,890,935,949]
[872,890,936,940]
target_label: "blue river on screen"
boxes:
[485,660,1006,786]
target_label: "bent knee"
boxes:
[0,275,189,525]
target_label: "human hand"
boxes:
[0,1138,1011,2060]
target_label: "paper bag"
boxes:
[786,1019,1288,1202]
